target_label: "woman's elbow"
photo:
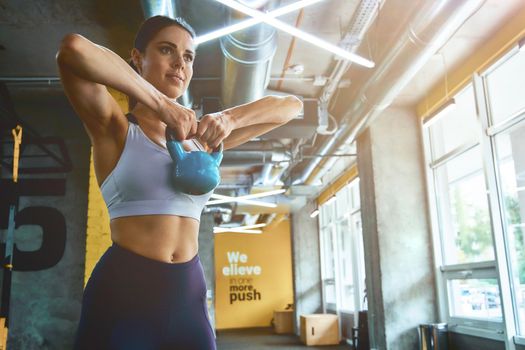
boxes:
[284,95,303,122]
[56,33,85,66]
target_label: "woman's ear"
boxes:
[130,48,143,74]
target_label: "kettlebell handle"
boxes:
[165,126,224,159]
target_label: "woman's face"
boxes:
[132,25,195,99]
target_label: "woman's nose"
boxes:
[171,54,184,69]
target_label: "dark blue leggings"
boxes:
[74,242,216,350]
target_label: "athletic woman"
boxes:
[56,15,302,350]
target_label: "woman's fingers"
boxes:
[197,112,232,149]
[164,101,197,141]
[200,123,216,146]
[189,119,198,139]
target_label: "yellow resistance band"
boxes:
[11,125,22,183]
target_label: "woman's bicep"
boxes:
[223,123,281,150]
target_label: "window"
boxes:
[424,46,525,343]
[424,83,502,331]
[485,49,525,125]
[319,178,366,334]
[319,200,337,308]
[434,146,494,265]
[494,124,525,333]
[486,47,525,337]
[429,86,480,160]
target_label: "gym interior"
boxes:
[1,0,525,349]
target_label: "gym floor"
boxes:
[216,328,352,349]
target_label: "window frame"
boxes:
[423,82,505,338]
[423,44,525,348]
[474,71,519,346]
[318,178,366,332]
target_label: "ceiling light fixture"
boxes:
[213,223,267,234]
[215,228,263,234]
[310,209,320,218]
[215,0,375,68]
[196,0,324,45]
[286,63,305,75]
[519,37,525,52]
[423,98,456,128]
[325,195,336,205]
[207,189,286,205]
[208,194,277,207]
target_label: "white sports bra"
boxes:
[99,116,214,221]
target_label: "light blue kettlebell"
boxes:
[165,128,223,195]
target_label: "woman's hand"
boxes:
[158,96,198,141]
[196,112,235,150]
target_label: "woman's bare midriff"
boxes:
[93,115,208,265]
[110,214,200,264]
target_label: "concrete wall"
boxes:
[356,106,436,349]
[1,88,90,350]
[290,199,323,334]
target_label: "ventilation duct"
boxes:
[294,0,486,185]
[220,1,279,108]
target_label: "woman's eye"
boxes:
[160,46,173,54]
[184,55,194,62]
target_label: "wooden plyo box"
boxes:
[0,318,7,350]
[300,314,340,346]
[273,309,294,334]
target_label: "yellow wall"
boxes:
[84,152,112,287]
[317,165,358,206]
[214,217,294,329]
[83,88,128,287]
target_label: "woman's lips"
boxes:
[166,74,184,85]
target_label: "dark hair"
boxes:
[128,15,196,110]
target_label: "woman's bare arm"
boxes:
[56,34,196,140]
[197,95,303,150]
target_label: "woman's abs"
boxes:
[109,215,200,264]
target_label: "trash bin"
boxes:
[419,323,448,350]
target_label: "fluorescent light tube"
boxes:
[208,194,277,207]
[423,99,456,128]
[310,209,320,218]
[213,228,263,234]
[215,0,375,68]
[325,195,336,205]
[196,0,324,45]
[207,189,285,205]
[213,223,267,234]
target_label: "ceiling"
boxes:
[1,0,523,226]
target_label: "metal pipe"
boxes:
[220,1,279,108]
[295,0,486,185]
[319,0,381,105]
[140,0,180,18]
[229,140,286,151]
[291,0,380,184]
[0,75,318,84]
[222,150,290,167]
[0,77,60,82]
